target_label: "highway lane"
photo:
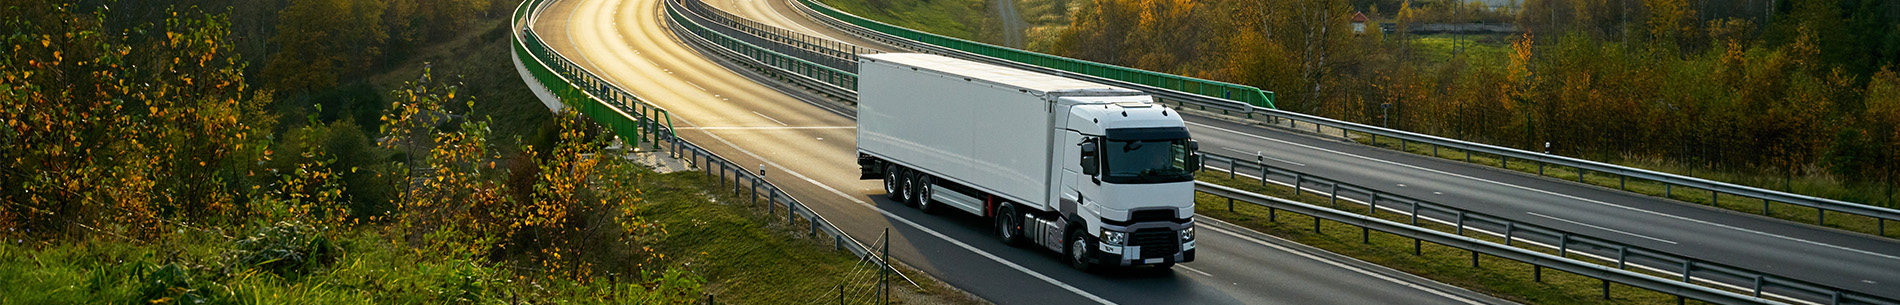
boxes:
[531,0,1511,303]
[698,0,1900,299]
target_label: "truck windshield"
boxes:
[1102,138,1193,184]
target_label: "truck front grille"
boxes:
[1129,228,1178,258]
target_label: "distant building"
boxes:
[1352,12,1369,34]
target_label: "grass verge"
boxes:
[1194,172,1725,305]
[819,0,1004,44]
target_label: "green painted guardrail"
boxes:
[513,0,676,148]
[796,0,1274,109]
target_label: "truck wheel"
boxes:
[884,165,908,203]
[914,175,938,214]
[995,204,1024,247]
[1065,229,1097,273]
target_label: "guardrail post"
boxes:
[1753,275,1764,297]
[1409,202,1419,226]
[1577,168,1585,183]
[1455,212,1465,235]
[1712,190,1718,206]
[1313,214,1321,233]
[1433,145,1439,157]
[1500,156,1506,168]
[1602,279,1611,300]
[1538,162,1545,176]
[1269,207,1276,222]
[1616,246,1627,269]
[1558,234,1570,257]
[1763,198,1770,215]
[1471,250,1479,268]
[1292,174,1303,196]
[1534,265,1542,282]
[1503,222,1514,246]
[1665,183,1672,199]
[1327,183,1338,206]
[1681,261,1693,283]
[1367,192,1377,215]
[1619,175,1626,190]
[789,201,797,225]
[1818,208,1826,225]
[1228,159,1236,179]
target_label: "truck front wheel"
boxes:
[1065,229,1098,273]
[884,165,908,203]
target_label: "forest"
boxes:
[1044,0,1900,206]
[0,0,717,302]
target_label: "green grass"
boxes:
[1406,34,1513,65]
[642,168,973,304]
[1014,0,1074,52]
[1194,173,1722,305]
[820,0,1002,44]
[1346,130,1900,240]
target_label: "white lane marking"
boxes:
[1198,223,1488,305]
[1526,212,1679,245]
[1178,265,1214,277]
[1220,147,1306,167]
[1186,121,1900,261]
[680,126,855,130]
[686,81,709,92]
[752,111,788,126]
[686,125,1118,305]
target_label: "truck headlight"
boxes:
[1180,226,1195,242]
[1100,230,1126,246]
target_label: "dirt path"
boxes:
[991,0,1026,48]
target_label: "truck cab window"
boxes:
[1102,138,1193,183]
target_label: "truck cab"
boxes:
[1027,94,1199,270]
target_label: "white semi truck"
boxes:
[855,53,1200,271]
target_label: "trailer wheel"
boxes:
[1065,228,1097,273]
[884,165,908,203]
[914,175,938,214]
[995,204,1023,247]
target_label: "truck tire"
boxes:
[914,175,938,214]
[1065,228,1097,273]
[884,165,909,203]
[995,204,1024,247]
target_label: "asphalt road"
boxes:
[530,0,1513,303]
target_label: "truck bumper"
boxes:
[1092,247,1195,266]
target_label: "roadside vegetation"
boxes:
[819,0,1006,45]
[0,0,975,303]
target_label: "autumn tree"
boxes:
[262,0,389,93]
[2,2,274,239]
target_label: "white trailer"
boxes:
[855,53,1200,270]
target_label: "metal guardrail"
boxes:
[674,0,872,71]
[1195,181,1787,305]
[1199,153,1898,305]
[790,0,1273,111]
[509,0,904,297]
[787,0,1900,237]
[667,0,858,100]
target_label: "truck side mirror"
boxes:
[1186,140,1201,172]
[1080,142,1099,176]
